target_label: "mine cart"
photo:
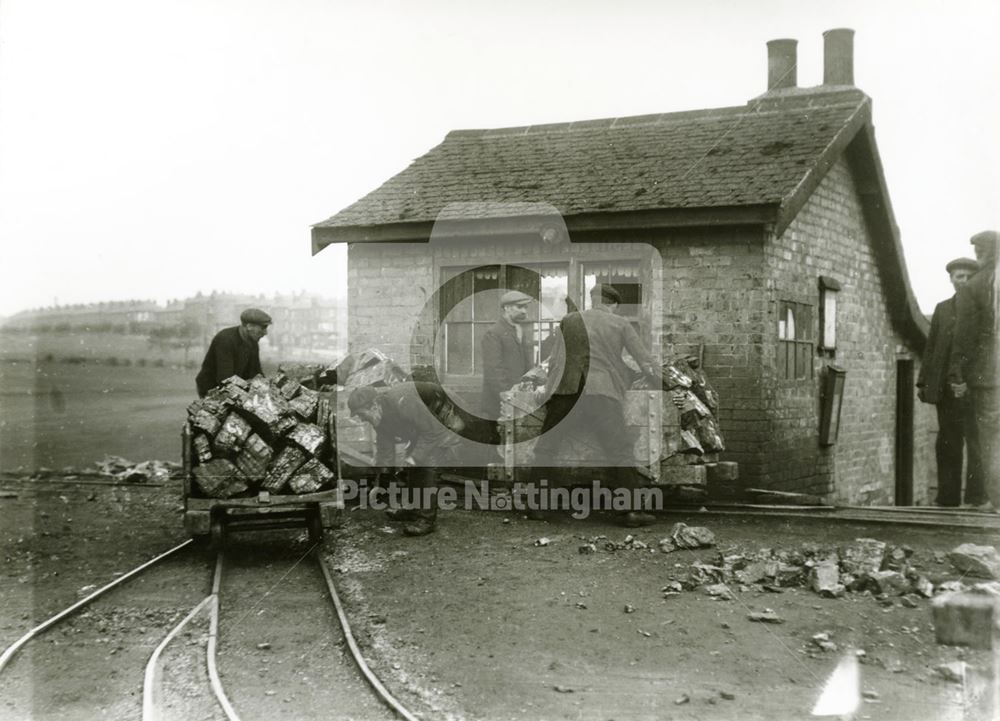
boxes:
[181,386,345,548]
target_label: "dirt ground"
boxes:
[1,476,998,721]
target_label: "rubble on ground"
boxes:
[659,522,716,552]
[947,543,1000,579]
[580,529,993,609]
[95,456,181,483]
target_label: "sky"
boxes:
[0,0,997,318]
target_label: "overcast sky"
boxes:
[0,0,997,318]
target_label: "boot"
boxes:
[403,508,437,536]
[385,508,420,522]
[403,518,436,536]
[621,511,656,528]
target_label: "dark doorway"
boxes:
[895,359,915,505]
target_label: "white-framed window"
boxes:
[777,300,813,380]
[439,264,569,374]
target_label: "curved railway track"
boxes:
[0,538,422,721]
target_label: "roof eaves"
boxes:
[310,204,778,253]
[845,124,930,350]
[773,96,872,236]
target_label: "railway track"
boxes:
[0,537,422,721]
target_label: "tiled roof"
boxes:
[315,88,870,232]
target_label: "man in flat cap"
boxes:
[948,230,999,511]
[195,308,271,397]
[480,290,535,437]
[917,256,982,506]
[530,283,661,527]
[347,381,462,536]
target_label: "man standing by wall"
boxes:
[195,308,271,397]
[917,257,982,506]
[948,230,999,512]
[481,290,534,438]
[531,284,660,527]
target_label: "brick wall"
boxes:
[649,228,770,483]
[761,157,934,504]
[346,243,435,368]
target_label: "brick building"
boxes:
[312,30,935,505]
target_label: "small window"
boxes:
[777,300,814,380]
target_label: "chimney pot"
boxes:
[767,39,798,90]
[823,28,855,85]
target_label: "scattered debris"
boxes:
[747,610,784,624]
[811,632,838,652]
[935,662,965,683]
[947,544,1000,579]
[553,685,574,694]
[659,522,715,553]
[719,690,736,700]
[840,538,886,577]
[703,583,735,600]
[533,537,551,547]
[578,543,597,555]
[809,559,844,597]
[674,694,690,705]
[624,604,636,614]
[95,456,180,483]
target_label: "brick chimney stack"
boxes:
[767,39,798,90]
[823,28,855,85]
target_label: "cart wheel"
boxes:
[307,510,324,545]
[210,514,227,550]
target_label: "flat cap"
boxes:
[945,257,979,274]
[240,308,272,325]
[589,283,622,305]
[970,230,999,248]
[500,290,532,307]
[347,386,379,415]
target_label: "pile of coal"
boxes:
[186,374,335,498]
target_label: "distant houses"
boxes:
[1,292,348,358]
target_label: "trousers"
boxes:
[530,393,645,491]
[934,394,984,506]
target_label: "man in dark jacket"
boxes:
[531,284,660,527]
[481,290,535,431]
[195,308,271,397]
[917,257,981,506]
[348,381,462,536]
[948,230,999,511]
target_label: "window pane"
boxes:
[797,304,813,341]
[440,268,474,321]
[537,266,569,320]
[777,341,788,378]
[472,266,501,320]
[473,321,493,375]
[505,265,541,299]
[582,261,641,312]
[795,342,810,379]
[446,322,473,375]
